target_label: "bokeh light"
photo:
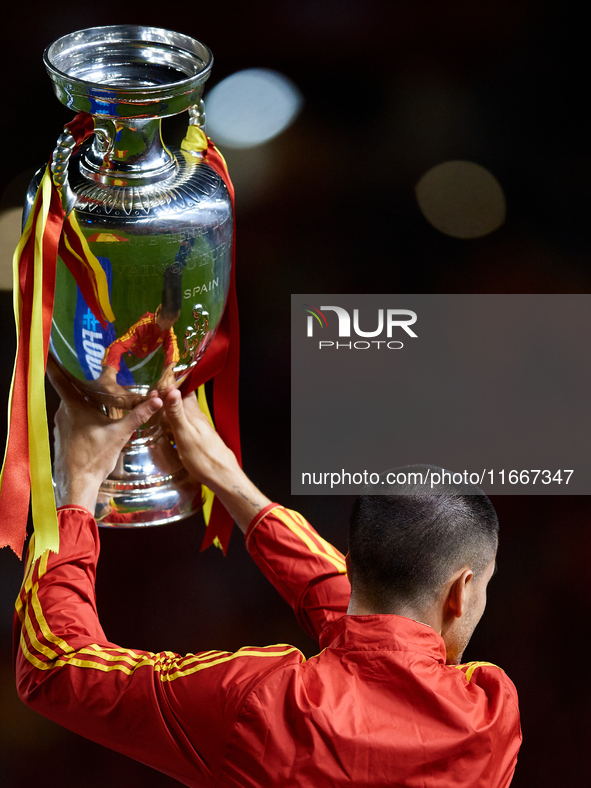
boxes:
[0,207,21,290]
[415,160,506,239]
[205,68,303,148]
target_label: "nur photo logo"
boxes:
[303,304,418,349]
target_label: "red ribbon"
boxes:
[0,114,97,558]
[180,140,241,554]
[59,115,113,330]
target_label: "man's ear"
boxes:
[444,568,473,620]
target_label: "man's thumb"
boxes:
[124,394,163,433]
[163,388,188,426]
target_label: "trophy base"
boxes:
[94,419,202,528]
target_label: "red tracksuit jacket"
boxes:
[103,311,180,371]
[14,503,521,786]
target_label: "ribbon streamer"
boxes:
[0,114,113,560]
[180,126,242,554]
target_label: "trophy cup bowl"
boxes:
[29,26,234,527]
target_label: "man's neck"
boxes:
[347,594,439,633]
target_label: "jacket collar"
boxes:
[319,614,447,663]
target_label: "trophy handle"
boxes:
[50,127,78,214]
[50,121,114,215]
[188,99,206,127]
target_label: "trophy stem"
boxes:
[95,414,202,527]
[80,118,178,187]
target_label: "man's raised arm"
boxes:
[161,387,272,532]
[164,389,351,639]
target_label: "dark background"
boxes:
[1,1,590,785]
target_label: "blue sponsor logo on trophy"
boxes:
[73,256,133,384]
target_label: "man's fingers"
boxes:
[122,394,163,434]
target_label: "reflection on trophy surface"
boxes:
[35,25,235,527]
[97,301,180,397]
[93,249,188,412]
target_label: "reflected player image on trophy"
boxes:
[97,300,181,393]
[93,238,196,400]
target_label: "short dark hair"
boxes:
[348,465,499,613]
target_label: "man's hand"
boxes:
[48,358,163,512]
[162,388,271,534]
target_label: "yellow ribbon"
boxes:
[0,167,61,559]
[185,127,230,551]
[62,211,116,324]
[196,385,224,551]
[181,126,229,171]
[1,160,115,560]
[197,384,215,527]
[0,179,38,489]
[29,170,60,559]
[180,126,209,153]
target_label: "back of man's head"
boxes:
[348,465,499,616]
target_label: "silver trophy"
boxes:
[27,26,234,526]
